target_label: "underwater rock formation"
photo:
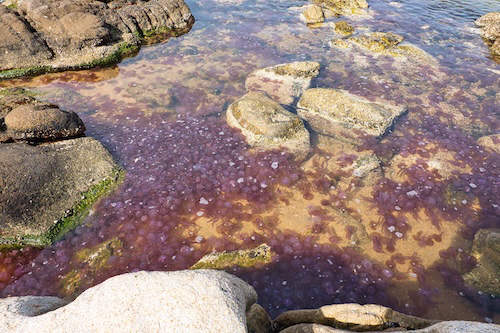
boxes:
[297,88,406,145]
[312,0,368,16]
[463,229,500,296]
[226,91,311,160]
[301,5,325,25]
[191,244,272,270]
[331,32,435,64]
[0,270,257,333]
[0,0,194,79]
[334,21,355,36]
[245,61,321,105]
[477,134,500,154]
[475,12,500,61]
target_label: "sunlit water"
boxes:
[1,0,499,322]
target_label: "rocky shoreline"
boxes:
[0,0,499,330]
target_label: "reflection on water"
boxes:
[1,0,499,322]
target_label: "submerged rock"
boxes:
[334,21,354,36]
[0,270,257,333]
[191,244,273,270]
[331,32,435,64]
[477,134,500,154]
[61,238,124,296]
[297,88,406,144]
[226,91,311,160]
[463,229,500,296]
[475,12,500,61]
[302,5,325,24]
[0,137,120,248]
[245,61,321,105]
[0,0,194,79]
[274,303,436,332]
[312,0,368,16]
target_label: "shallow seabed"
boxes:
[1,0,499,323]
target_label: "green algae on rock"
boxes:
[191,244,273,270]
[463,229,500,296]
[334,21,355,36]
[226,91,311,160]
[0,139,122,249]
[0,0,194,79]
[297,88,406,145]
[312,0,368,16]
[331,32,435,64]
[61,237,124,296]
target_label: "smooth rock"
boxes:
[477,134,500,154]
[245,61,321,105]
[302,5,324,24]
[0,270,257,333]
[226,91,311,160]
[247,304,273,333]
[274,303,436,332]
[4,104,85,141]
[297,88,406,144]
[0,137,119,248]
[463,228,500,296]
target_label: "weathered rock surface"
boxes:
[302,5,324,24]
[335,21,354,36]
[477,134,500,154]
[0,270,257,333]
[463,228,500,296]
[312,0,368,16]
[245,61,321,105]
[0,0,194,78]
[331,32,435,64]
[226,91,311,160]
[297,88,406,144]
[279,321,500,332]
[2,103,85,142]
[246,303,273,333]
[191,244,273,270]
[274,303,437,332]
[0,137,119,248]
[475,12,500,61]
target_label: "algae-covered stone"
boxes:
[245,61,320,105]
[297,88,406,144]
[312,0,368,15]
[191,244,272,270]
[334,21,354,36]
[463,229,500,296]
[331,32,435,64]
[0,0,194,79]
[302,5,324,24]
[0,138,121,249]
[477,134,500,154]
[61,237,124,296]
[274,303,436,332]
[226,92,311,160]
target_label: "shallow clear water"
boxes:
[1,0,499,322]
